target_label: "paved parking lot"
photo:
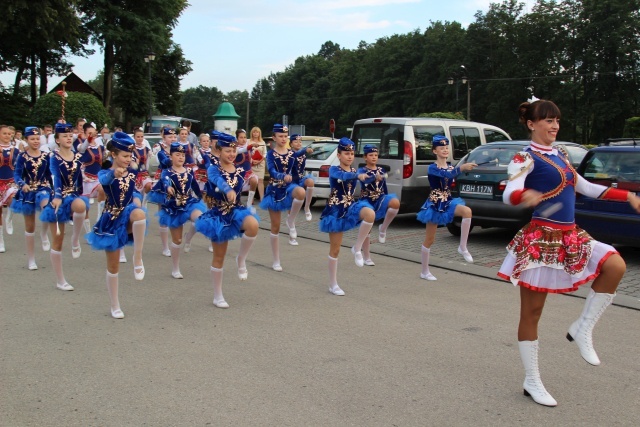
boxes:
[275,203,640,309]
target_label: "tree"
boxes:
[179,86,225,132]
[31,92,111,129]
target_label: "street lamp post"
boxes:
[448,65,470,120]
[144,51,155,132]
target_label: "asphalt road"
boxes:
[1,211,639,426]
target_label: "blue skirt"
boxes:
[11,189,51,216]
[86,204,147,252]
[319,200,373,233]
[158,199,207,228]
[416,197,465,226]
[196,206,259,243]
[260,183,300,212]
[40,195,89,223]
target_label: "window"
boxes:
[307,142,338,161]
[413,125,445,161]
[583,152,640,184]
[484,129,510,143]
[352,124,403,159]
[466,146,521,166]
[450,127,481,159]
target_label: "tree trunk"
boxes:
[39,53,48,96]
[103,41,115,112]
[13,55,27,97]
[30,54,37,105]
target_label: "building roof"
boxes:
[49,72,102,101]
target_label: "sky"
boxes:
[1,0,537,94]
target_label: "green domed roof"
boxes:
[213,101,240,120]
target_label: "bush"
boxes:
[0,91,31,129]
[31,92,111,128]
[418,111,465,120]
[623,117,640,137]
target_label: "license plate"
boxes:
[460,184,492,194]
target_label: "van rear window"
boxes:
[414,125,445,161]
[351,124,403,160]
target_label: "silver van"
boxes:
[350,117,511,212]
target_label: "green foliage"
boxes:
[418,112,465,120]
[0,88,31,129]
[623,117,640,137]
[179,86,225,132]
[31,92,110,128]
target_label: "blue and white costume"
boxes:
[148,143,206,228]
[319,155,374,233]
[86,150,143,252]
[40,137,89,223]
[416,147,465,225]
[290,134,313,187]
[11,128,52,215]
[196,155,259,243]
[357,165,397,222]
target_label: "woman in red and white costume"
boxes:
[498,100,640,407]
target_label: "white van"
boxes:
[350,117,511,212]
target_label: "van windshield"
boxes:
[351,123,403,160]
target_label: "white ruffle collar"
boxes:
[528,141,557,156]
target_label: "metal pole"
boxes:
[148,61,153,131]
[466,81,471,121]
[246,98,250,131]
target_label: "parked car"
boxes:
[575,144,640,247]
[350,117,511,212]
[303,139,340,204]
[447,140,588,236]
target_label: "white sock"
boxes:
[6,209,13,224]
[246,190,256,207]
[40,221,49,245]
[362,235,371,260]
[71,212,86,248]
[421,245,431,276]
[328,255,338,287]
[184,221,197,245]
[132,219,146,267]
[50,249,66,285]
[159,226,169,252]
[379,207,398,233]
[460,218,472,252]
[0,225,4,246]
[210,266,225,303]
[270,233,280,266]
[287,198,304,228]
[106,270,120,311]
[170,242,182,274]
[83,218,91,234]
[354,221,374,253]
[237,234,256,270]
[96,201,105,221]
[25,231,36,266]
[304,187,313,212]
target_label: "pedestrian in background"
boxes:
[249,126,266,201]
[0,124,20,252]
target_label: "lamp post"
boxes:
[448,65,470,120]
[144,51,155,132]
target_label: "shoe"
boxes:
[305,211,312,221]
[378,229,386,243]
[351,246,364,267]
[208,244,213,253]
[519,340,557,407]
[71,245,82,259]
[420,272,437,281]
[134,263,145,281]
[184,242,191,253]
[0,241,5,253]
[5,219,13,235]
[162,248,171,257]
[272,263,283,272]
[287,222,297,239]
[42,239,50,252]
[236,256,248,281]
[364,258,375,266]
[172,271,184,279]
[213,298,229,308]
[566,290,615,366]
[288,238,299,246]
[119,251,127,263]
[329,284,345,296]
[28,262,38,271]
[57,282,74,291]
[83,218,91,234]
[110,308,125,319]
[458,247,474,263]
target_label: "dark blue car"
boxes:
[575,144,640,247]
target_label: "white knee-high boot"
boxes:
[106,270,124,319]
[518,340,557,407]
[420,245,436,280]
[328,256,344,295]
[567,289,615,366]
[210,266,228,308]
